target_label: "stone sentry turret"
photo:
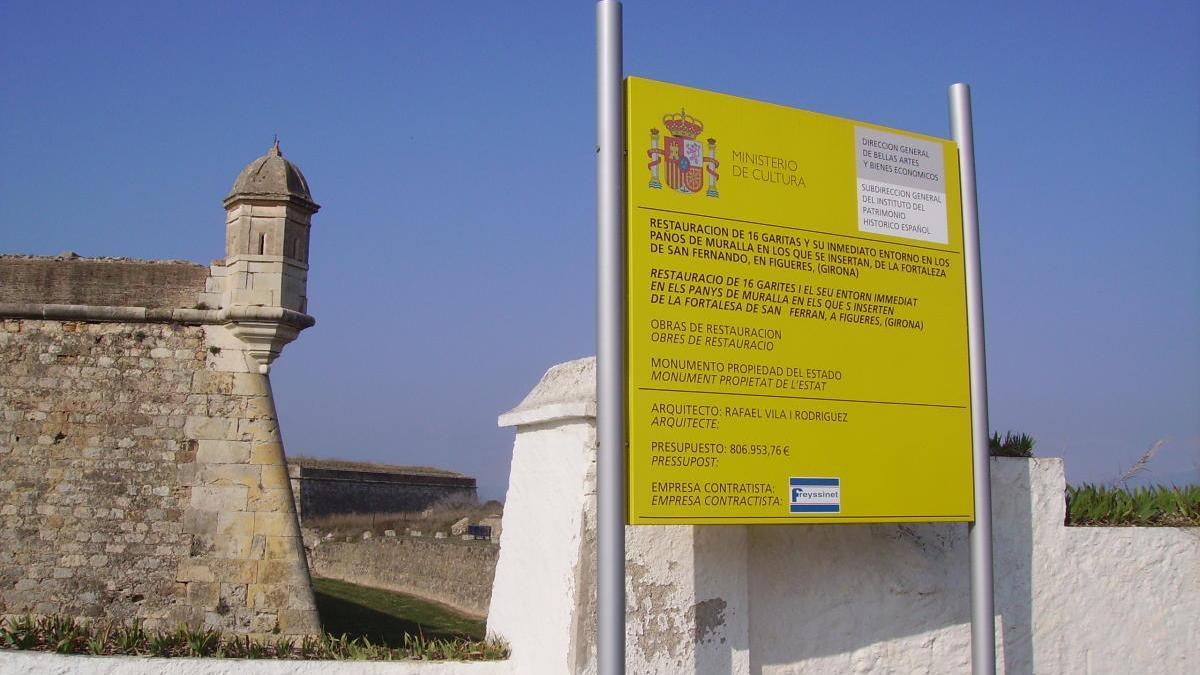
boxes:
[199,140,318,373]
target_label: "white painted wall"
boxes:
[0,651,512,675]
[490,357,1200,674]
[488,357,598,675]
[486,419,595,675]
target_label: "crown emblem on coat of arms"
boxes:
[647,108,719,197]
[662,109,704,139]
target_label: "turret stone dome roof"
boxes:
[224,140,318,211]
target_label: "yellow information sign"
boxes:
[626,77,974,524]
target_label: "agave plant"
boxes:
[146,632,176,657]
[1067,483,1200,526]
[272,637,295,658]
[114,619,147,654]
[989,431,1035,457]
[299,634,325,658]
[0,615,38,650]
[39,615,83,654]
[185,627,220,656]
[86,620,113,655]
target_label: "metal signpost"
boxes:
[951,82,997,675]
[595,3,625,675]
[597,2,993,673]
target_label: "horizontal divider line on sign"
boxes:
[636,386,967,409]
[636,205,964,256]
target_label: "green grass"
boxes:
[1066,483,1200,526]
[312,577,485,646]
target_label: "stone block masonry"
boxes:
[0,317,318,635]
[0,255,211,309]
[0,320,200,623]
[305,533,497,617]
[290,462,477,520]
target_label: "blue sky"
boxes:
[2,1,1197,498]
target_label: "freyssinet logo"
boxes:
[647,109,720,197]
[789,477,841,514]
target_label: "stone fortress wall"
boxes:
[0,142,323,636]
[0,256,211,309]
[0,316,207,624]
[289,459,492,616]
[304,532,497,617]
[290,460,477,520]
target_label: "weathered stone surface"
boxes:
[0,321,201,627]
[307,535,498,617]
[290,462,477,520]
[252,512,295,539]
[248,442,283,465]
[225,142,317,208]
[0,256,209,309]
[0,318,316,636]
[247,487,292,512]
[191,486,249,512]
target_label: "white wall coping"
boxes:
[497,357,596,428]
[0,651,513,675]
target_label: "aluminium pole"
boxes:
[597,2,626,675]
[950,82,996,675]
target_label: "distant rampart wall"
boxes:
[291,466,477,520]
[305,534,497,617]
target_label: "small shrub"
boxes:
[344,636,379,660]
[245,637,267,659]
[0,616,38,650]
[299,635,324,658]
[989,431,1034,457]
[114,619,146,654]
[272,637,295,658]
[186,628,220,657]
[146,632,176,657]
[84,620,112,655]
[221,635,247,659]
[403,633,509,661]
[40,616,83,654]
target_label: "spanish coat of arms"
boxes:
[647,109,719,197]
